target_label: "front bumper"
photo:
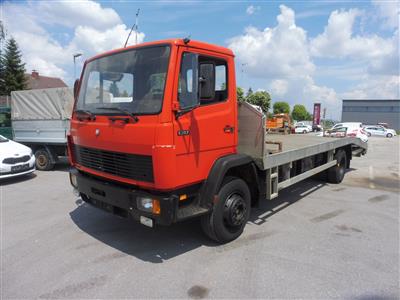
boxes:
[70,168,179,226]
[0,155,36,179]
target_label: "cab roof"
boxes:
[87,39,234,62]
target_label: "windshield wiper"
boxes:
[96,106,139,123]
[75,109,96,121]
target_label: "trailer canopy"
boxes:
[11,88,73,120]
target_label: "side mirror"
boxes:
[73,79,79,99]
[199,63,215,100]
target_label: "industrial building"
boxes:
[342,99,400,130]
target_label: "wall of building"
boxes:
[342,100,400,130]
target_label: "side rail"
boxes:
[265,149,341,200]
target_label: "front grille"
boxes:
[3,155,31,164]
[74,145,154,183]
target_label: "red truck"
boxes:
[68,39,367,243]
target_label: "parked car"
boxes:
[295,122,313,132]
[321,126,368,143]
[0,135,35,179]
[312,124,323,132]
[363,125,397,138]
[295,125,311,134]
[331,122,363,131]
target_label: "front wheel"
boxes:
[386,133,393,138]
[201,177,251,243]
[367,132,371,137]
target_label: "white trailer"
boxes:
[11,88,74,170]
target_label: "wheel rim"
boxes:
[37,155,47,167]
[223,192,247,229]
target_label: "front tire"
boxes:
[386,133,393,138]
[201,177,251,243]
[327,150,347,183]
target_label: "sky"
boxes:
[1,0,399,119]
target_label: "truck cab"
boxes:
[69,39,246,241]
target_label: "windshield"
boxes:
[76,45,171,115]
[0,135,9,142]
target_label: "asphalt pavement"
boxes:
[1,136,399,299]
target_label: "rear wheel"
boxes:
[303,130,307,134]
[367,132,371,137]
[386,133,393,138]
[327,150,347,183]
[201,177,251,243]
[35,148,55,171]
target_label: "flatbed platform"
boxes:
[263,134,367,169]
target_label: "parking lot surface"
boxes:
[2,137,399,299]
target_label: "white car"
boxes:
[295,122,312,132]
[322,126,369,143]
[0,135,35,179]
[295,125,311,134]
[331,122,362,131]
[363,125,397,138]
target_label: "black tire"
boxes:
[327,150,347,183]
[303,130,307,134]
[386,133,393,138]
[367,132,371,137]
[35,148,55,171]
[201,177,251,243]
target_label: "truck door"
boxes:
[173,48,236,185]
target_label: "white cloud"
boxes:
[2,1,145,83]
[72,25,144,54]
[372,0,399,29]
[229,5,314,78]
[246,5,260,15]
[270,79,288,96]
[229,5,337,116]
[310,9,394,60]
[38,0,122,30]
[342,75,400,99]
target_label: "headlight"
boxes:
[137,196,160,214]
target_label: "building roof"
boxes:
[25,71,68,90]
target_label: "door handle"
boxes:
[224,125,234,133]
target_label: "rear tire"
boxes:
[367,132,371,137]
[201,177,251,243]
[386,133,393,138]
[327,150,347,183]
[35,148,55,171]
[303,130,307,134]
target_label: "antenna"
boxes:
[124,8,140,48]
[135,8,140,45]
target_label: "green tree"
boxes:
[109,82,120,96]
[291,104,311,121]
[273,101,290,114]
[246,87,253,98]
[236,86,245,102]
[2,37,26,95]
[246,90,271,113]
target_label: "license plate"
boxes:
[11,163,30,173]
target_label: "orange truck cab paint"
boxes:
[69,39,367,243]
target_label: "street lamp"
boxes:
[73,53,82,80]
